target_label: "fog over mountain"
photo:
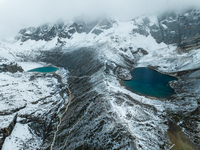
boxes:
[1,0,200,149]
[0,0,200,39]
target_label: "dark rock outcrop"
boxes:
[15,17,115,43]
[115,67,132,80]
[15,18,114,42]
[0,63,23,73]
[0,115,17,150]
[127,9,200,52]
[15,9,200,52]
[150,9,200,51]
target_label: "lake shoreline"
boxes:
[27,66,58,73]
[119,67,177,99]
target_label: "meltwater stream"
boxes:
[122,68,177,98]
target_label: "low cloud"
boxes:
[0,0,200,39]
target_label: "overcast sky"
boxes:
[0,0,200,40]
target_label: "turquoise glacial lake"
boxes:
[27,67,58,73]
[122,68,177,98]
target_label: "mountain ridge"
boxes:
[0,9,200,149]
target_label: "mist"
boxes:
[0,0,200,40]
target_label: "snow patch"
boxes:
[2,123,42,150]
[17,62,44,71]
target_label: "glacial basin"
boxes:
[121,68,177,98]
[27,67,58,73]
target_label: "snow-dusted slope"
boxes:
[1,9,200,150]
[0,37,69,149]
[0,67,68,149]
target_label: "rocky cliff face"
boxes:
[150,9,200,52]
[15,18,113,43]
[0,63,23,73]
[16,9,200,52]
[1,8,200,150]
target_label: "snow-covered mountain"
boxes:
[0,9,200,150]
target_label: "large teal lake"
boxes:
[27,67,58,73]
[122,68,177,98]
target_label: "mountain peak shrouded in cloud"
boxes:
[0,0,200,40]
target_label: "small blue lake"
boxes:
[27,67,58,73]
[122,68,177,98]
